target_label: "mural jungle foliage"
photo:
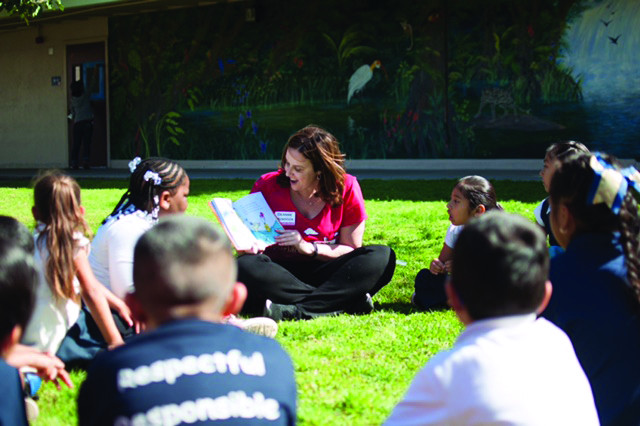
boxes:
[108,0,638,160]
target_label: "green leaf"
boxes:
[169,136,180,146]
[128,50,142,73]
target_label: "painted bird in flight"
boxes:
[347,60,381,104]
[609,34,621,44]
[600,19,612,27]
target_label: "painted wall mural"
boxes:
[108,0,640,160]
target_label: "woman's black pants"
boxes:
[238,245,396,316]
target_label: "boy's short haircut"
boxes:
[545,141,590,161]
[0,216,34,254]
[451,211,548,320]
[0,239,37,341]
[133,215,236,314]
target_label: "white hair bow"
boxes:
[143,170,162,186]
[128,157,142,173]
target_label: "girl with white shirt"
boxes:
[413,176,502,310]
[23,172,126,354]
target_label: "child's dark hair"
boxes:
[451,211,548,320]
[0,215,34,254]
[133,216,236,314]
[545,140,590,161]
[549,152,640,307]
[105,157,187,223]
[0,239,37,340]
[455,175,503,212]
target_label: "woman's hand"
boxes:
[236,241,264,255]
[275,229,315,255]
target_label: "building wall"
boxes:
[0,18,107,168]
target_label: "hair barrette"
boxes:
[151,195,160,220]
[143,170,162,186]
[128,157,142,173]
[587,153,640,214]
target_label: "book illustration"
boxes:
[209,192,285,251]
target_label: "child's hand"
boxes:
[430,259,446,274]
[110,297,134,328]
[43,365,73,390]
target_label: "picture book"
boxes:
[209,192,284,251]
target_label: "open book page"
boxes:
[209,192,284,251]
[232,192,284,249]
[209,198,260,251]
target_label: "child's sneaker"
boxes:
[24,397,39,422]
[224,314,278,338]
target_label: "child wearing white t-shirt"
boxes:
[413,176,501,310]
[22,172,126,355]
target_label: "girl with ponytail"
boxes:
[541,151,640,425]
[22,172,125,354]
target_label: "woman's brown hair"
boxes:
[33,172,90,301]
[276,125,346,206]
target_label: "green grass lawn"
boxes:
[0,177,545,425]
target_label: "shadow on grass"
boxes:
[374,301,451,315]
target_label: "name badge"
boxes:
[275,211,296,226]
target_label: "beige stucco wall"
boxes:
[0,18,107,168]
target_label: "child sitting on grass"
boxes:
[413,175,501,310]
[541,151,640,424]
[22,172,129,359]
[535,141,589,254]
[387,212,598,425]
[0,238,39,425]
[78,215,297,425]
[0,216,72,393]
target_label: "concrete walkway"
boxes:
[1,158,636,181]
[0,159,545,181]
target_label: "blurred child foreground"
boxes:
[78,215,297,425]
[387,212,598,425]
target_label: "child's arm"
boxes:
[431,243,453,275]
[7,344,73,389]
[101,285,140,333]
[74,250,125,348]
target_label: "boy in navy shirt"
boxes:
[78,215,297,425]
[0,239,39,426]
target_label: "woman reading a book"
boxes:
[238,125,396,320]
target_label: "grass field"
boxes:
[0,177,545,425]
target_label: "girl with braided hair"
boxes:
[89,157,189,300]
[90,158,278,337]
[541,151,640,425]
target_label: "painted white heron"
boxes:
[347,60,381,104]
